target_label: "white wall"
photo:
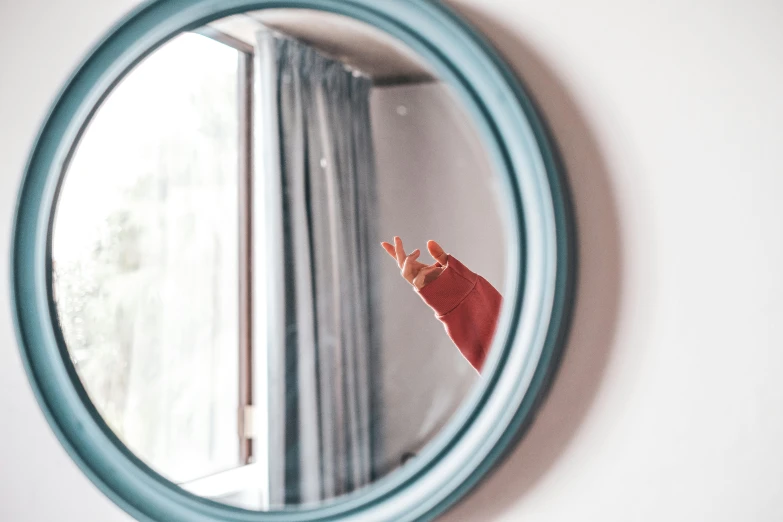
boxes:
[370,82,505,473]
[2,1,783,521]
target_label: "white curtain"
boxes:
[254,30,379,507]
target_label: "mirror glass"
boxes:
[50,9,508,510]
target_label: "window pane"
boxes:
[52,33,241,484]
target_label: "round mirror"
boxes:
[51,9,506,509]
[11,2,574,520]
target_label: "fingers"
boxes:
[394,236,406,268]
[412,265,445,289]
[380,242,396,260]
[401,249,421,282]
[427,240,449,266]
[381,237,433,286]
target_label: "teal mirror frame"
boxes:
[10,1,576,521]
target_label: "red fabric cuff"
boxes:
[416,255,478,317]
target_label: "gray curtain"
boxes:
[255,30,378,507]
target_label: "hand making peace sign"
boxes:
[380,237,449,290]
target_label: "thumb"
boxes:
[427,240,449,266]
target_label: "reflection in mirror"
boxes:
[51,9,507,511]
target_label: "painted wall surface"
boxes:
[3,1,783,521]
[370,82,505,473]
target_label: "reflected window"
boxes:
[52,33,243,484]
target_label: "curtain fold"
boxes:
[255,30,378,507]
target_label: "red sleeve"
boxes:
[415,255,502,373]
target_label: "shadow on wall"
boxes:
[441,3,624,520]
